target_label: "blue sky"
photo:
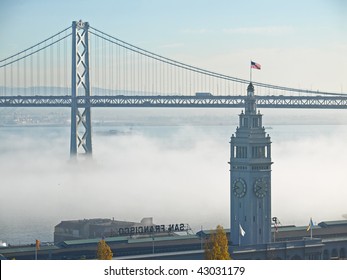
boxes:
[1,0,346,92]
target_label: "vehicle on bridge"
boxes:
[195,92,213,97]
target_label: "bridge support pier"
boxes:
[70,20,92,157]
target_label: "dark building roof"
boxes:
[55,218,111,230]
[271,221,347,242]
[318,220,347,228]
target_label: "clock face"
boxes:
[253,178,268,198]
[233,178,247,198]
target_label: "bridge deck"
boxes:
[1,95,347,109]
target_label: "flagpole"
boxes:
[200,225,203,250]
[239,229,241,246]
[250,61,252,83]
[152,234,155,254]
[274,226,276,243]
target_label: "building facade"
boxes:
[230,83,272,246]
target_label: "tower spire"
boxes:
[245,82,256,114]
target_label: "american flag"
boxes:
[251,61,261,70]
[239,224,246,236]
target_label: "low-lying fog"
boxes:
[1,108,347,244]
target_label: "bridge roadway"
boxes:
[1,95,347,109]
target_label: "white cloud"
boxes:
[182,28,212,34]
[222,26,294,35]
[158,43,184,49]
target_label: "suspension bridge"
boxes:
[1,20,346,157]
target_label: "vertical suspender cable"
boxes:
[23,51,26,95]
[4,62,7,95]
[124,43,126,93]
[154,59,156,95]
[150,54,153,95]
[174,61,176,94]
[168,60,170,95]
[36,45,40,95]
[111,41,113,94]
[117,40,120,93]
[93,33,97,93]
[138,50,140,95]
[102,37,106,94]
[44,42,47,93]
[121,43,123,94]
[64,31,67,93]
[50,37,53,91]
[147,52,149,94]
[133,47,136,95]
[155,55,157,95]
[159,59,161,95]
[136,50,139,95]
[118,40,120,93]
[56,35,60,93]
[129,45,131,94]
[130,45,132,94]
[95,34,98,94]
[131,47,133,94]
[105,36,108,95]
[10,58,13,96]
[179,63,181,94]
[16,55,19,95]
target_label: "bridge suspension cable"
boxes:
[0,26,72,96]
[0,27,71,67]
[90,26,248,96]
[1,23,345,98]
[89,25,346,96]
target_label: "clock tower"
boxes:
[229,83,272,246]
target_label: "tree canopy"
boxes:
[96,239,113,260]
[204,225,231,260]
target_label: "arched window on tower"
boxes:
[252,117,260,128]
[252,146,266,158]
[236,146,248,158]
[240,117,248,127]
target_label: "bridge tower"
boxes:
[229,83,273,246]
[70,20,92,157]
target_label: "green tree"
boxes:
[204,225,231,260]
[96,239,113,260]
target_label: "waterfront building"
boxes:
[1,220,347,260]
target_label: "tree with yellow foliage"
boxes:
[204,225,231,260]
[96,239,113,260]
